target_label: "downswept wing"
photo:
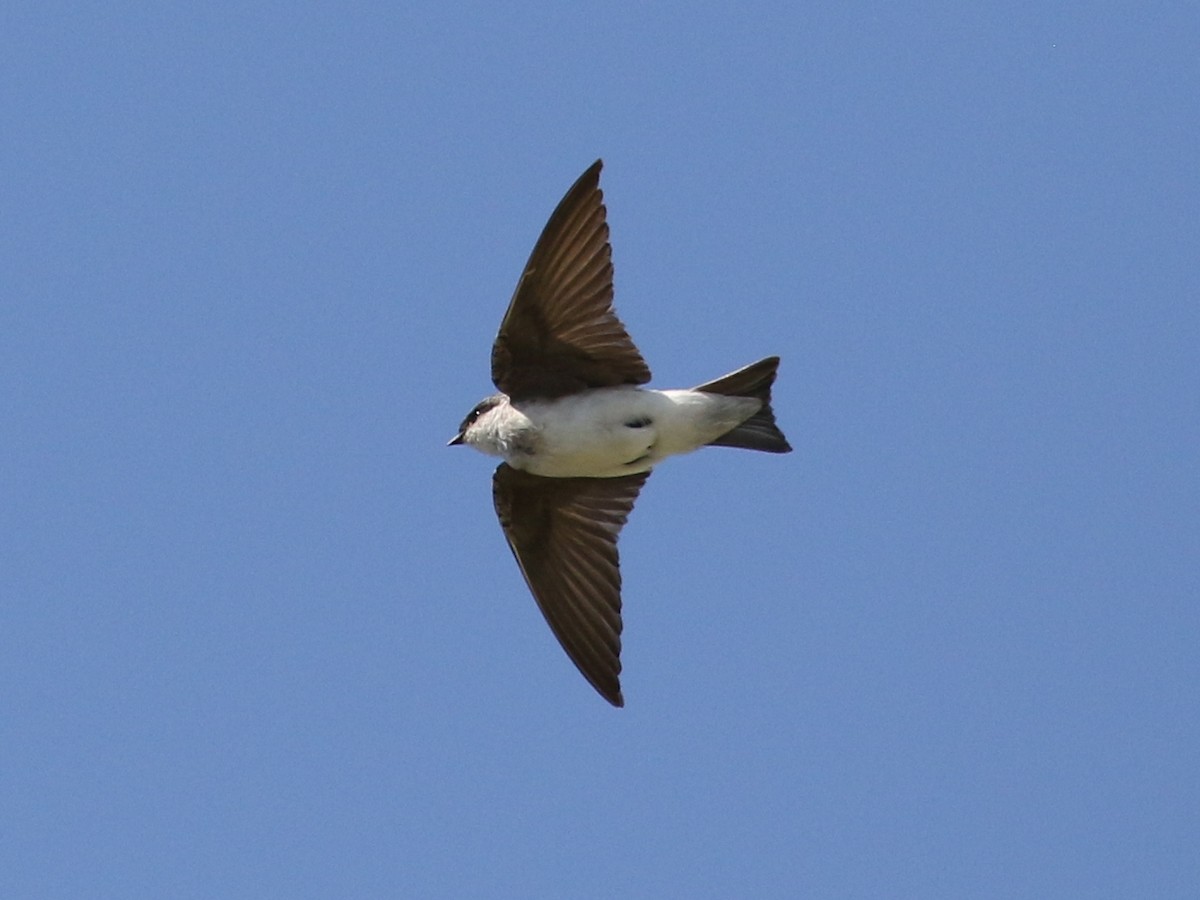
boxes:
[491,159,651,401]
[492,463,649,707]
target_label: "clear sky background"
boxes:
[3,4,1197,898]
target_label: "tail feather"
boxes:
[694,357,792,454]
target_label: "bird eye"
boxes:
[463,403,487,429]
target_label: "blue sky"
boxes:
[3,4,1197,897]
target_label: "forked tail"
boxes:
[693,356,792,453]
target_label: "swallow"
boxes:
[450,160,791,706]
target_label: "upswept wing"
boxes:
[491,160,651,400]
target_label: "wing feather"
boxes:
[492,463,649,706]
[491,160,652,400]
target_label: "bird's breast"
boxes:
[510,389,667,478]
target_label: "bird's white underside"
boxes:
[462,386,760,478]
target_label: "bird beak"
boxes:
[447,433,465,446]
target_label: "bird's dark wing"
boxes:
[492,463,649,707]
[491,159,652,401]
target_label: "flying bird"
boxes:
[450,160,791,706]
